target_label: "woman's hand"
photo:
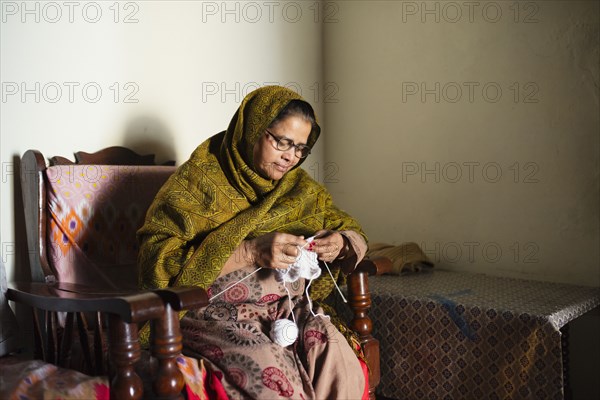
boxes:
[248,232,306,270]
[310,230,347,263]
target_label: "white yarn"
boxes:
[270,319,299,347]
[271,236,326,346]
[209,267,263,302]
[208,235,348,347]
[277,237,321,283]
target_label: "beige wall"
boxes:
[0,1,326,281]
[324,0,599,286]
[2,1,598,288]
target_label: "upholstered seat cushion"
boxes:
[0,357,110,400]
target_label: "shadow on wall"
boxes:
[121,115,176,165]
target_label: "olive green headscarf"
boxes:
[137,85,365,301]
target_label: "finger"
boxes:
[317,244,341,260]
[313,229,328,237]
[312,234,339,250]
[317,253,333,262]
[318,233,342,250]
[269,252,292,269]
[280,234,307,248]
[282,243,300,258]
[288,236,308,252]
[283,253,297,264]
[272,262,289,270]
[294,236,307,247]
[315,248,331,260]
[313,230,332,240]
[313,242,336,254]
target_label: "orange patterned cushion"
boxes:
[45,164,175,289]
[0,358,109,400]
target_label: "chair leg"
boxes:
[58,312,74,368]
[94,312,106,376]
[109,314,143,400]
[76,312,93,374]
[153,304,185,399]
[33,308,46,361]
[47,310,58,364]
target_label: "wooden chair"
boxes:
[7,147,207,399]
[10,146,389,399]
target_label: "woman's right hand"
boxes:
[248,232,306,270]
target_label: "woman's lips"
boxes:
[273,163,290,172]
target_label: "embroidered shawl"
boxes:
[137,85,366,302]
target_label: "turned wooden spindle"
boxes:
[109,315,143,400]
[153,304,185,399]
[348,268,381,400]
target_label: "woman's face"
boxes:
[253,115,312,181]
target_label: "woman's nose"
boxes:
[281,148,294,162]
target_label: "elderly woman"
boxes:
[138,85,368,399]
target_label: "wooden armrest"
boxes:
[152,286,209,311]
[7,282,165,323]
[354,256,393,276]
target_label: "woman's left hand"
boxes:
[310,230,346,262]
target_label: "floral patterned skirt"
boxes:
[180,266,365,400]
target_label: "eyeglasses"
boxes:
[265,129,311,158]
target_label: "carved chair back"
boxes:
[23,147,175,290]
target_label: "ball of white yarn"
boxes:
[270,319,299,347]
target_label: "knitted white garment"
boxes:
[277,239,321,283]
[271,237,322,347]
